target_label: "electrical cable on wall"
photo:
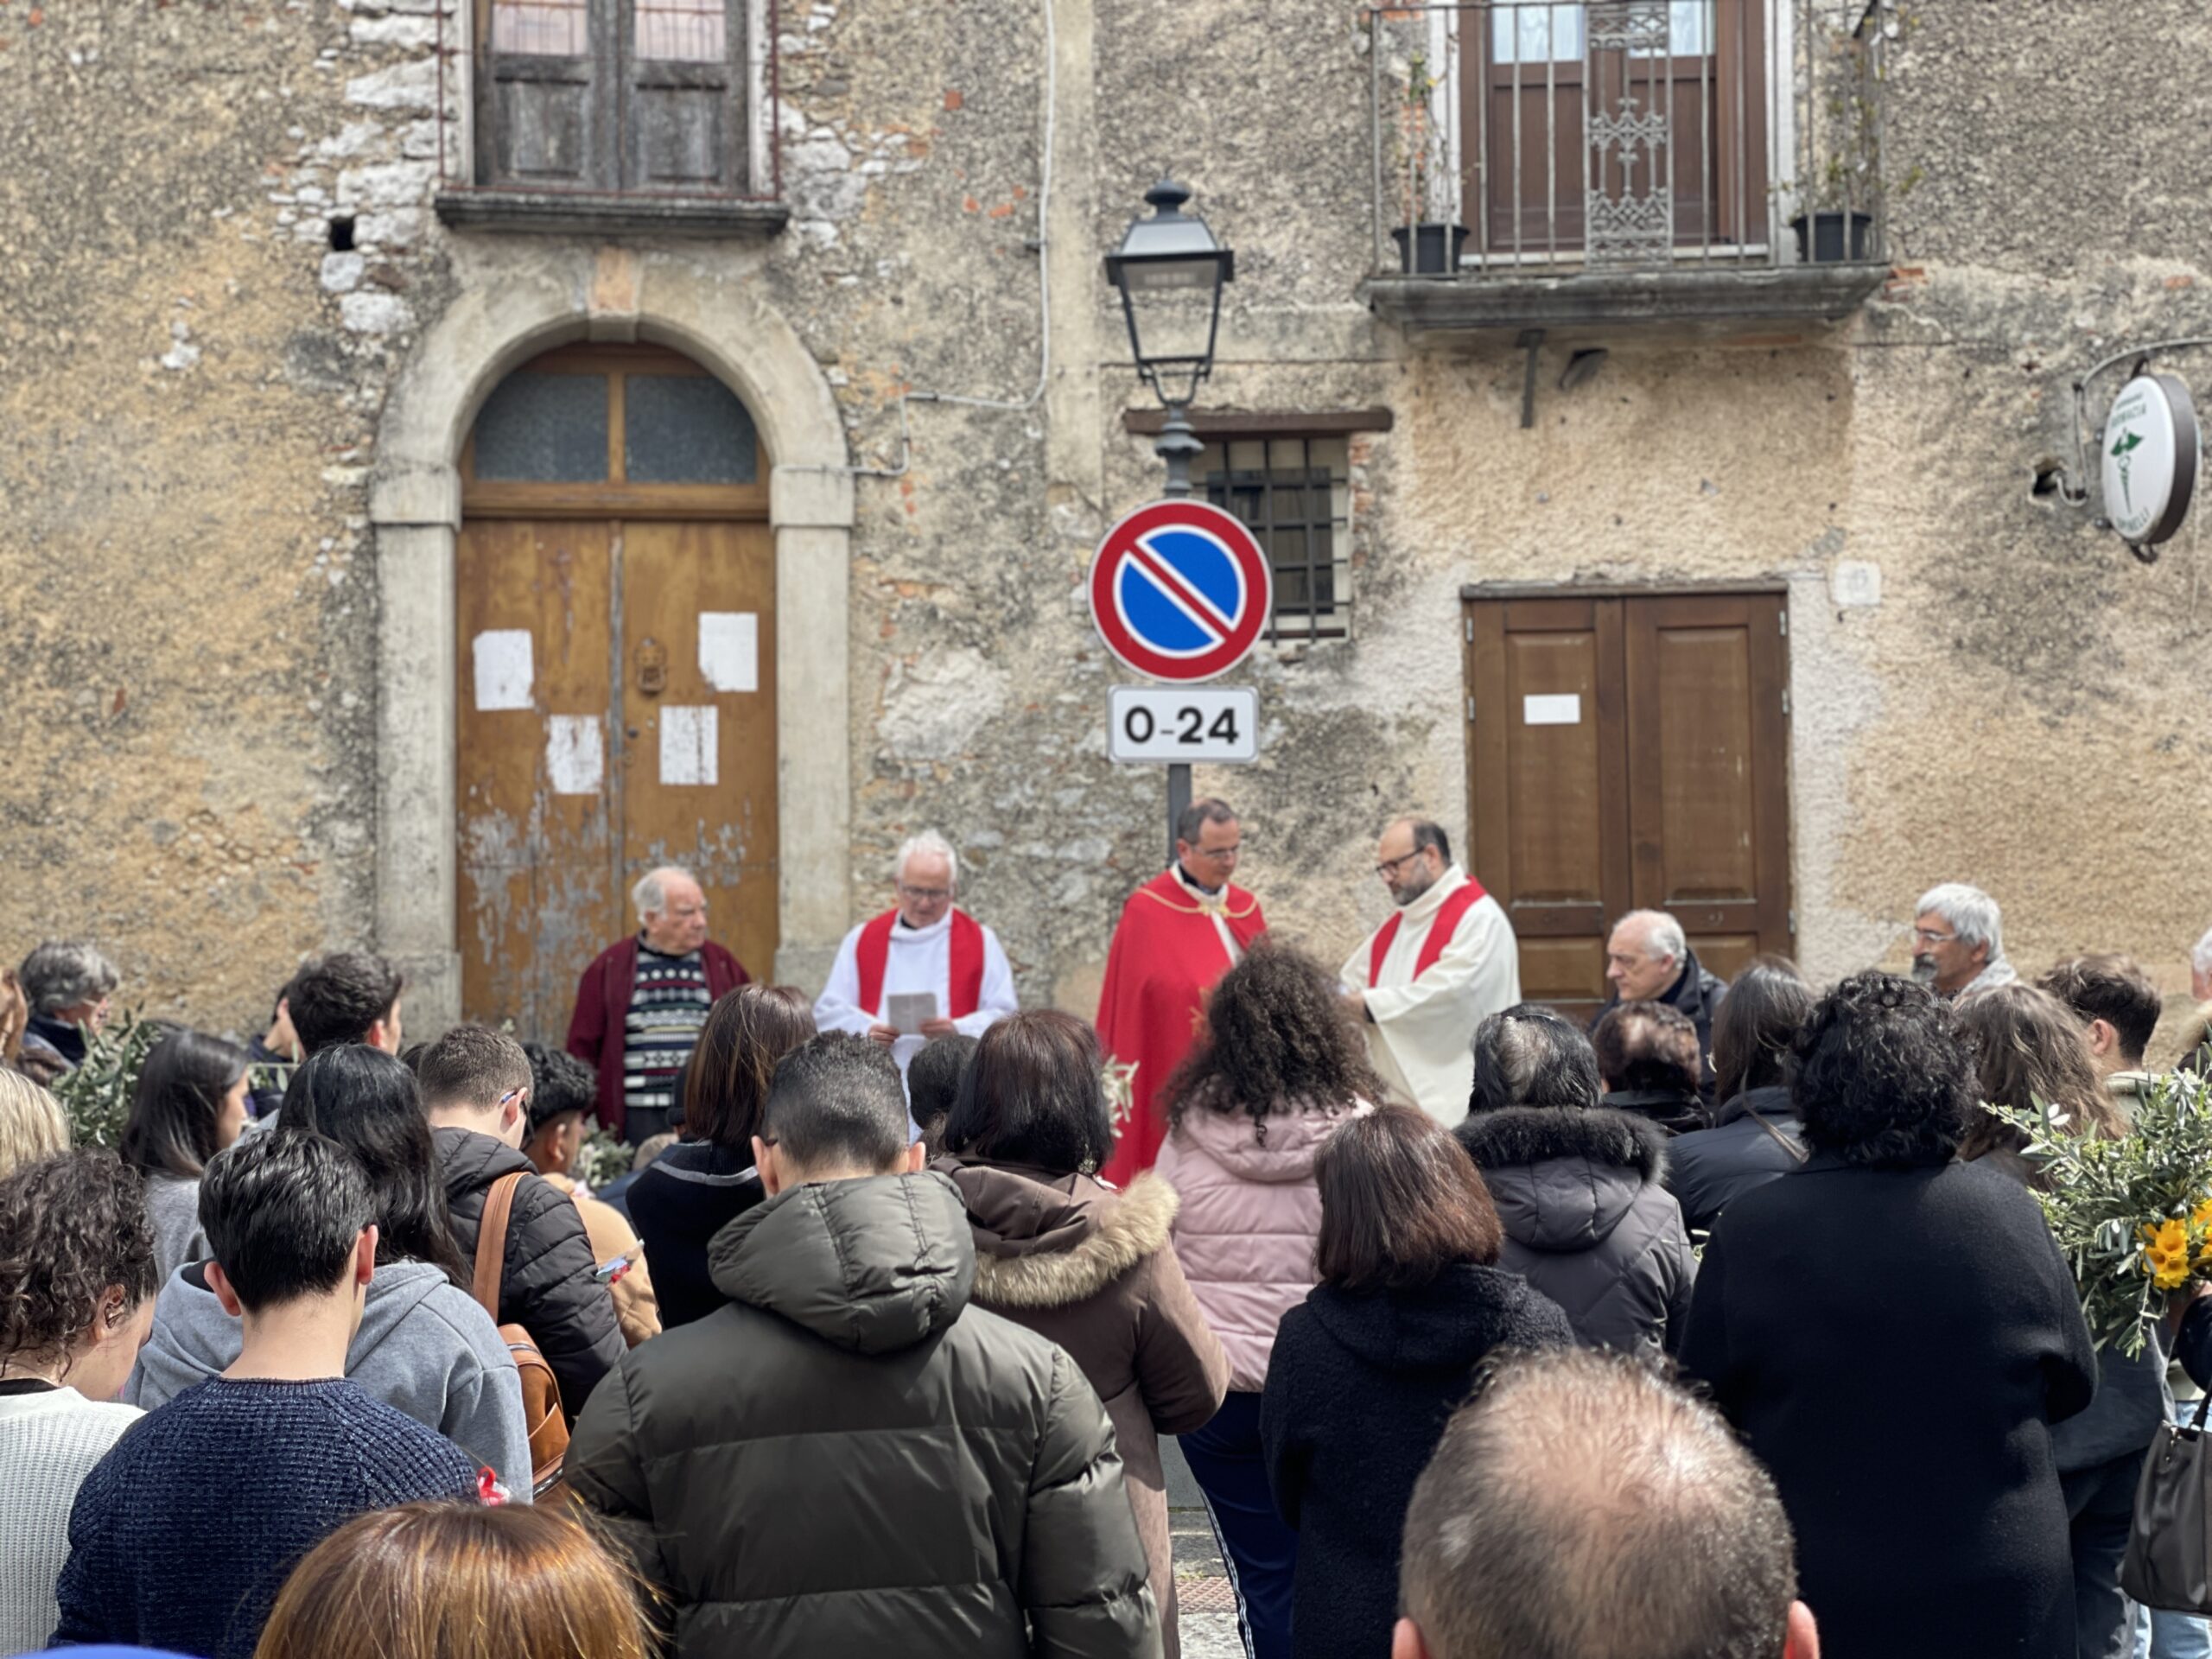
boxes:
[849,0,1056,480]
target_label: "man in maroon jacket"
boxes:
[567,866,748,1142]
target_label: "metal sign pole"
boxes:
[1157,402,1200,864]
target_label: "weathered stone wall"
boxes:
[5,0,2211,1055]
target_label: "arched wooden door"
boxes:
[455,343,777,1041]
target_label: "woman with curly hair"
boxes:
[1155,944,1380,1659]
[1681,970,2096,1659]
[0,1149,158,1652]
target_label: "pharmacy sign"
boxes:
[2101,373,2199,549]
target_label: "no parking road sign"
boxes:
[1088,499,1273,683]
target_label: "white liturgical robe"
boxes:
[1339,866,1520,1128]
[813,907,1019,1079]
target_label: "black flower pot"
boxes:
[1790,210,1875,264]
[1390,222,1469,275]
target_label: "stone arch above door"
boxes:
[369,248,854,1032]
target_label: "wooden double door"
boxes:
[458,518,778,1040]
[1464,590,1791,1022]
[455,343,778,1043]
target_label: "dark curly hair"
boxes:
[0,1149,159,1376]
[1165,942,1383,1141]
[1791,971,1973,1167]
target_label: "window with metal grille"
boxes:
[1198,437,1353,642]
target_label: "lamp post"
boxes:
[1103,179,1237,858]
[1104,179,1236,500]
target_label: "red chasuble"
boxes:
[1096,871,1268,1187]
[854,907,986,1019]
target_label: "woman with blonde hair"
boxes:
[0,1067,69,1179]
[254,1502,652,1659]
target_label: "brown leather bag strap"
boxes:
[1750,1109,1811,1165]
[472,1172,524,1320]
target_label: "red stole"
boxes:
[1369,880,1487,988]
[855,908,985,1020]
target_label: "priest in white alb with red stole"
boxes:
[1341,817,1520,1128]
[1096,798,1268,1187]
[814,830,1018,1081]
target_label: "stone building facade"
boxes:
[3,0,2209,1053]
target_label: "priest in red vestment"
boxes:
[1096,798,1267,1186]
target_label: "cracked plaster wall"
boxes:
[5,0,2212,1054]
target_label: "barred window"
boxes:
[1198,437,1352,642]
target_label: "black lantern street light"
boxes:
[1104,180,1236,499]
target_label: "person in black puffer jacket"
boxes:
[1458,1005,1695,1357]
[1667,957,1817,1236]
[627,984,817,1328]
[1261,1107,1574,1659]
[417,1026,624,1420]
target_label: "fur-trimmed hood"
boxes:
[1455,1106,1669,1252]
[935,1156,1179,1311]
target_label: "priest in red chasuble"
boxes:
[1096,797,1267,1186]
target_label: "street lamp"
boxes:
[1104,179,1235,499]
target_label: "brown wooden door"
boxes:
[457,518,777,1040]
[1465,589,1789,1021]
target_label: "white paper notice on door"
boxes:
[1522,693,1583,727]
[699,612,759,693]
[660,705,719,787]
[473,630,534,711]
[545,715,604,796]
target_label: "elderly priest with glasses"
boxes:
[813,831,1019,1083]
[1340,817,1519,1128]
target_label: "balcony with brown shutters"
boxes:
[1362,0,1892,337]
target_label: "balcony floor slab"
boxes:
[1363,261,1890,338]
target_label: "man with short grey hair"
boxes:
[1591,910,1726,1095]
[1911,882,2017,1001]
[567,865,750,1143]
[814,830,1017,1087]
[17,940,121,1079]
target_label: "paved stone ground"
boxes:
[1165,1437,1248,1659]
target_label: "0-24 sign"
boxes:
[1109,686,1260,765]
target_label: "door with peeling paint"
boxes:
[455,344,777,1042]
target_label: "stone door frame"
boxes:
[368,248,853,1032]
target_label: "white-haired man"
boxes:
[567,866,751,1143]
[1592,909,1727,1096]
[1910,882,2017,1001]
[814,832,1018,1084]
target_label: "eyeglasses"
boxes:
[1911,927,1957,946]
[498,1086,530,1111]
[1186,843,1243,862]
[1374,851,1425,879]
[898,884,953,903]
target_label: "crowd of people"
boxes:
[3,816,2212,1659]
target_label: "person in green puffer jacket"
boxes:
[566,1031,1160,1659]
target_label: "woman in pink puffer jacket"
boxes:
[1157,944,1379,1659]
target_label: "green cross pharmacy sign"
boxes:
[2101,373,2199,549]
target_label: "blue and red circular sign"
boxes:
[1087,499,1273,683]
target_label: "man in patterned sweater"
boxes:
[53,1130,480,1659]
[567,866,750,1144]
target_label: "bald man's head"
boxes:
[1396,1349,1814,1659]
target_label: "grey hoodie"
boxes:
[126,1257,531,1499]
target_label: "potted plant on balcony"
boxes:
[1785,2,1916,264]
[1389,49,1465,276]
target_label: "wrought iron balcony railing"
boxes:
[1365,0,1893,331]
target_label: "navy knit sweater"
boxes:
[53,1376,480,1659]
